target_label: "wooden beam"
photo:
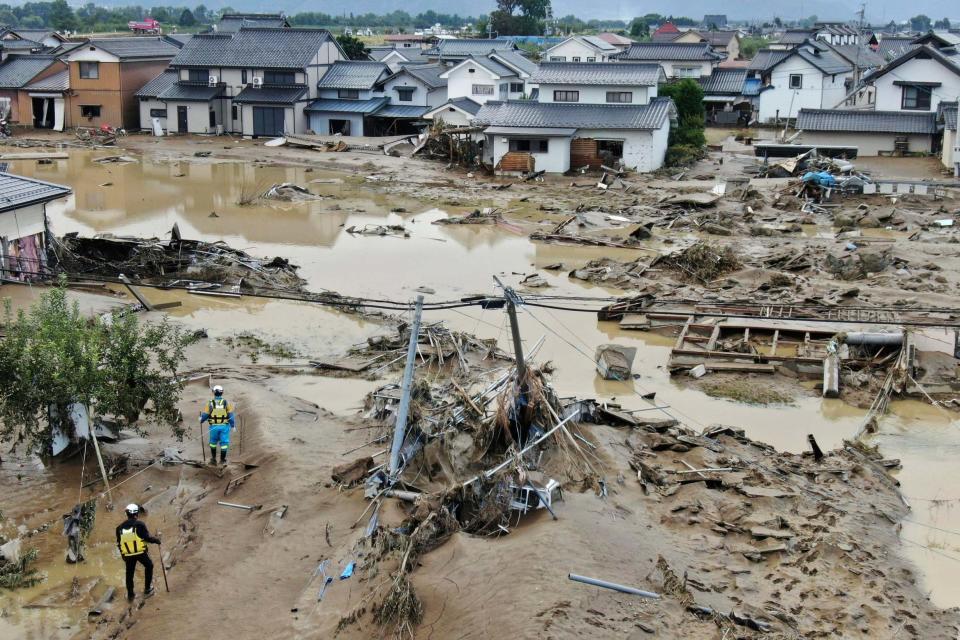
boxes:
[770,330,779,356]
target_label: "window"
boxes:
[789,74,802,89]
[509,139,549,153]
[509,82,524,93]
[231,105,238,120]
[187,69,209,82]
[586,57,596,62]
[606,91,633,103]
[338,89,360,99]
[572,56,581,62]
[901,85,932,110]
[553,90,579,102]
[79,61,99,79]
[149,108,167,118]
[241,70,247,84]
[80,105,101,118]
[675,66,700,78]
[549,56,566,61]
[264,70,295,85]
[396,87,415,102]
[472,84,494,96]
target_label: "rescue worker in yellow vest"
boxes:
[200,385,235,465]
[115,504,161,602]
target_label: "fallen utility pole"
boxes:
[493,276,525,382]
[388,295,424,481]
[568,573,660,599]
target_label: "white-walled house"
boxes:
[439,53,534,104]
[528,62,663,105]
[374,63,447,109]
[306,60,390,136]
[0,172,70,281]
[754,40,853,123]
[423,96,482,126]
[612,42,723,79]
[474,98,676,174]
[368,46,429,72]
[795,108,938,155]
[543,35,619,63]
[143,27,345,136]
[867,45,960,115]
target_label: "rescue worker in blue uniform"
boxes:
[116,503,161,602]
[200,384,235,464]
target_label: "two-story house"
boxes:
[474,62,675,174]
[612,43,723,79]
[438,51,536,105]
[143,27,344,137]
[752,39,853,123]
[368,46,430,72]
[866,45,960,115]
[305,60,391,136]
[424,38,517,66]
[543,35,620,63]
[63,37,181,130]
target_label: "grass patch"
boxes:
[701,380,794,405]
[221,333,300,363]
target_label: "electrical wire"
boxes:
[899,536,960,564]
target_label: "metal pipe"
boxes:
[388,295,424,479]
[568,573,660,599]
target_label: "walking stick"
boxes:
[199,417,205,462]
[158,541,170,592]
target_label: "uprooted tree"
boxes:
[0,282,190,455]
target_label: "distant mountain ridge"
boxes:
[83,0,953,24]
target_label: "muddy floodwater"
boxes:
[3,147,960,620]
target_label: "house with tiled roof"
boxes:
[62,36,181,129]
[752,39,855,123]
[865,45,960,115]
[0,27,68,60]
[651,22,681,42]
[474,97,675,174]
[424,38,516,64]
[595,33,634,50]
[0,54,67,127]
[305,60,391,135]
[795,108,939,155]
[213,13,290,33]
[543,35,620,63]
[368,46,429,72]
[0,172,71,281]
[699,68,754,125]
[423,96,482,127]
[438,51,536,106]
[672,30,741,60]
[146,27,344,136]
[612,42,724,79]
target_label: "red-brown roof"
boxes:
[596,32,634,46]
[654,22,680,35]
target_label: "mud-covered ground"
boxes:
[1,131,959,639]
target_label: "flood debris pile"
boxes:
[50,229,307,293]
[0,544,43,589]
[261,183,322,203]
[661,242,741,284]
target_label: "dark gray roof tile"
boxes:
[0,55,58,88]
[135,70,178,98]
[426,38,515,58]
[530,62,662,86]
[171,28,335,70]
[614,42,723,61]
[474,96,675,130]
[157,82,224,101]
[317,60,389,89]
[23,69,68,92]
[232,84,307,104]
[699,68,747,94]
[797,108,938,134]
[89,37,180,59]
[0,172,71,213]
[216,13,289,33]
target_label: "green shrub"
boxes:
[665,145,704,167]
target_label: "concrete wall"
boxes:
[308,111,364,136]
[138,97,168,132]
[445,61,511,103]
[758,56,849,122]
[942,128,958,170]
[544,39,611,62]
[797,131,935,155]
[490,134,571,173]
[538,83,650,105]
[873,56,960,113]
[164,100,215,133]
[664,60,714,78]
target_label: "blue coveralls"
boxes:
[200,397,235,454]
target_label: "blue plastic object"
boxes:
[340,562,355,580]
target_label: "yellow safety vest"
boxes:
[209,398,230,425]
[119,526,147,557]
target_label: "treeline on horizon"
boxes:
[0,2,706,34]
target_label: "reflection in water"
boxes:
[3,150,960,610]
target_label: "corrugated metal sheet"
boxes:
[797,108,938,134]
[304,97,389,114]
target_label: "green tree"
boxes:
[629,17,648,38]
[49,0,76,31]
[179,8,196,26]
[909,14,931,31]
[660,78,706,148]
[489,0,550,36]
[336,33,369,60]
[933,17,950,29]
[0,284,190,454]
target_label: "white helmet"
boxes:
[125,503,139,515]
[213,385,224,396]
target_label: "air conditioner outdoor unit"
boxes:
[252,77,263,88]
[208,76,218,86]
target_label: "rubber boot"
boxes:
[210,450,217,465]
[220,448,227,464]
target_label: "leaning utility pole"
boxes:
[493,276,525,382]
[387,295,424,481]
